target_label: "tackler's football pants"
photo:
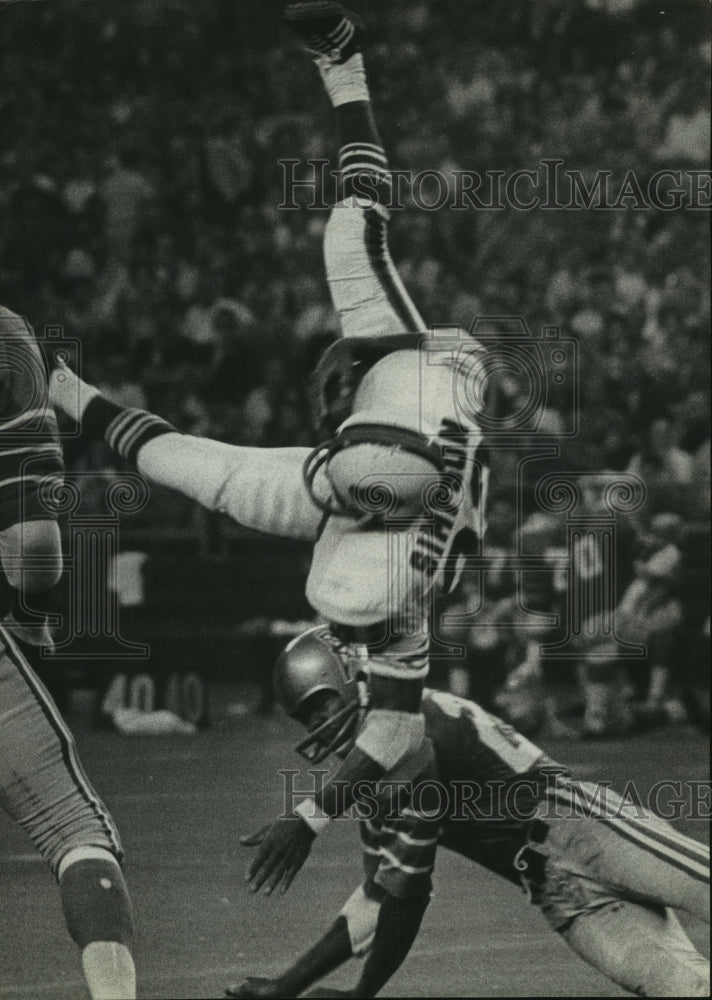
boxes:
[530,779,710,997]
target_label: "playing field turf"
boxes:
[1,695,708,999]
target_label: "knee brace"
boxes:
[58,848,134,948]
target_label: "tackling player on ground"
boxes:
[229,625,709,998]
[50,1,489,898]
[0,308,136,1000]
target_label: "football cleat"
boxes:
[284,1,364,64]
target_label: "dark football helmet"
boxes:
[274,625,367,763]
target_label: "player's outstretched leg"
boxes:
[286,1,425,338]
[49,365,322,542]
[561,900,709,997]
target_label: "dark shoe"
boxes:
[285,1,363,64]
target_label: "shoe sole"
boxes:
[284,1,363,30]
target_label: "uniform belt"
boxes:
[338,423,445,471]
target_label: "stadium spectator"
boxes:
[1,0,708,734]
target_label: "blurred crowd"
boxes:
[1,0,709,733]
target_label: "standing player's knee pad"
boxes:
[0,519,63,592]
[58,848,134,948]
[354,708,426,771]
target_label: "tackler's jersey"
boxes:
[359,688,563,898]
[0,307,64,530]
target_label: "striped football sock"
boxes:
[336,100,391,206]
[82,397,178,468]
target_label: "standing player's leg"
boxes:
[48,367,323,543]
[286,2,426,339]
[0,327,65,648]
[0,627,136,1000]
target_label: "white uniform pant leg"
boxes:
[0,627,123,875]
[137,435,322,542]
[532,782,710,996]
[560,899,709,997]
[539,782,710,923]
[324,197,426,339]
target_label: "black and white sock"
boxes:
[317,53,392,208]
[83,397,178,468]
[337,102,391,204]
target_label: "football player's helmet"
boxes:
[274,625,367,763]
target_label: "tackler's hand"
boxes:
[242,815,316,896]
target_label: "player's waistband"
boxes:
[336,423,447,469]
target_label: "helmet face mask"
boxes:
[274,625,366,764]
[294,690,360,763]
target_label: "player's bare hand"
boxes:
[225,975,286,998]
[239,825,270,849]
[243,815,316,896]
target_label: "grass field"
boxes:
[1,695,709,999]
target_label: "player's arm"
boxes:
[226,911,352,998]
[349,887,430,998]
[228,880,429,999]
[309,669,427,821]
[244,671,428,896]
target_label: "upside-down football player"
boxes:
[50,1,488,910]
[228,624,709,999]
[1,307,136,999]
